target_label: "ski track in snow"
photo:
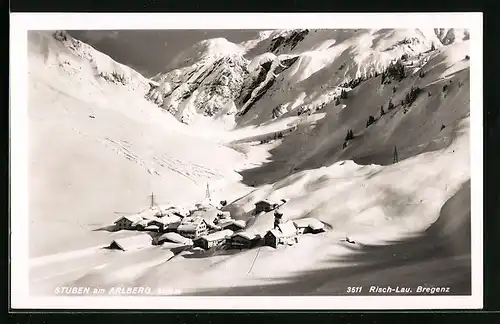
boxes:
[70,125,223,183]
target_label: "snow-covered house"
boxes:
[134,219,153,230]
[148,215,182,232]
[154,232,193,246]
[254,200,279,214]
[109,234,152,251]
[177,216,209,239]
[254,198,288,214]
[292,218,326,234]
[194,229,234,250]
[264,222,298,248]
[227,230,262,249]
[114,214,143,230]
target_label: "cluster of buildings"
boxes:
[109,197,325,252]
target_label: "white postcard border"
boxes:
[10,12,483,310]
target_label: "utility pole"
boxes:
[150,192,156,208]
[393,146,399,164]
[205,183,211,201]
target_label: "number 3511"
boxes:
[346,286,362,293]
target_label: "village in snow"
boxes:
[109,184,326,253]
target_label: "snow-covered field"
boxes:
[27,29,472,297]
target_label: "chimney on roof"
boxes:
[274,210,283,229]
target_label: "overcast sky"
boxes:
[68,30,262,77]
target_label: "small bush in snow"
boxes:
[441,124,446,131]
[442,84,448,92]
[335,97,341,106]
[465,55,470,60]
[392,86,397,94]
[401,53,409,61]
[380,105,385,116]
[418,70,426,78]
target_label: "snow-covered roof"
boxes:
[165,222,180,230]
[114,214,143,224]
[278,222,297,237]
[219,219,246,229]
[231,230,261,241]
[255,199,275,206]
[157,232,193,245]
[199,229,234,242]
[267,229,282,238]
[177,216,206,232]
[110,234,152,251]
[255,198,287,206]
[150,215,181,225]
[292,218,325,230]
[135,219,150,227]
[144,225,160,231]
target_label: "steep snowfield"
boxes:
[28,29,471,297]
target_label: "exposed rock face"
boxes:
[146,45,300,123]
[268,29,310,53]
[237,55,299,117]
[146,54,249,122]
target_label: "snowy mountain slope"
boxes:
[28,31,250,257]
[28,29,471,297]
[231,40,469,188]
[144,28,469,128]
[146,52,250,124]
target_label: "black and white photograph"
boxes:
[10,13,483,310]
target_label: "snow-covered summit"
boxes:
[165,37,246,71]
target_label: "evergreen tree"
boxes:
[345,129,354,141]
[366,116,376,128]
[340,89,348,99]
[380,105,385,116]
[431,43,436,51]
[335,97,341,106]
[387,100,395,110]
